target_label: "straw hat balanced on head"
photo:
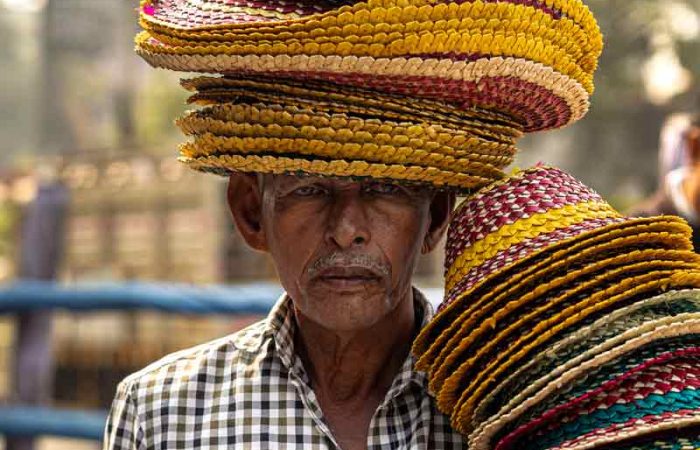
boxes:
[135,0,602,191]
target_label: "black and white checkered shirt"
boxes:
[103,290,466,449]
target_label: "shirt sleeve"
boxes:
[103,379,146,450]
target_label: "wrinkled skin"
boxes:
[227,173,454,450]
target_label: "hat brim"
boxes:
[430,251,700,403]
[514,354,700,450]
[547,414,700,450]
[492,339,700,450]
[182,75,524,143]
[473,289,700,430]
[177,75,526,190]
[138,49,591,131]
[431,248,698,387]
[439,268,700,428]
[470,318,700,449]
[414,217,692,370]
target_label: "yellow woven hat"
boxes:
[411,165,700,439]
[448,269,700,436]
[430,253,699,396]
[135,0,603,190]
[413,166,695,367]
[471,290,700,449]
[413,218,693,371]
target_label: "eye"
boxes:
[363,182,403,195]
[292,185,328,197]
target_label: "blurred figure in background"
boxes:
[630,113,700,251]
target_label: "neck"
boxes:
[292,288,418,449]
[293,289,417,403]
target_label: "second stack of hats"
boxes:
[413,165,700,449]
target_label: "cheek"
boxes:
[267,210,326,280]
[374,207,430,277]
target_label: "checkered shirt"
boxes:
[103,289,466,449]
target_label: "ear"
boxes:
[422,191,456,254]
[227,173,269,252]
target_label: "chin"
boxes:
[301,289,393,332]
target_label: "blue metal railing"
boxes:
[0,406,108,440]
[0,281,284,314]
[0,281,285,441]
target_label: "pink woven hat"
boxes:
[443,165,624,300]
[133,0,604,190]
[494,339,700,450]
[136,0,601,133]
[414,165,694,366]
[411,165,700,438]
[469,289,700,450]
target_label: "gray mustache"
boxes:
[307,252,390,278]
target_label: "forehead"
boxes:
[269,174,358,189]
[258,174,435,199]
[265,174,433,194]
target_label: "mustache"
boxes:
[307,252,390,278]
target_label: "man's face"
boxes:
[258,175,434,332]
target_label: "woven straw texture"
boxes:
[135,0,603,186]
[412,166,700,449]
[449,271,700,431]
[613,435,700,450]
[498,345,700,450]
[176,75,521,190]
[475,290,700,428]
[429,254,699,396]
[413,216,690,366]
[476,325,700,450]
[414,166,692,367]
[136,0,602,101]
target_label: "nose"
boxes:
[325,192,371,249]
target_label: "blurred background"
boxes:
[0,0,699,448]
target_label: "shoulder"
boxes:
[118,318,272,400]
[105,319,281,448]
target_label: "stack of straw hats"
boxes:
[136,1,700,447]
[412,165,700,449]
[135,0,603,191]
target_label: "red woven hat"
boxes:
[134,0,604,188]
[412,165,700,445]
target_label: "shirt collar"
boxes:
[264,288,433,392]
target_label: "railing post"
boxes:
[7,180,69,450]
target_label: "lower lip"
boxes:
[317,277,380,289]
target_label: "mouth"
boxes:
[313,267,382,289]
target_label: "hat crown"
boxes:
[446,166,607,262]
[443,166,623,304]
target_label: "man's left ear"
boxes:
[422,191,456,254]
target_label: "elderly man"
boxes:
[105,0,602,447]
[105,171,461,449]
